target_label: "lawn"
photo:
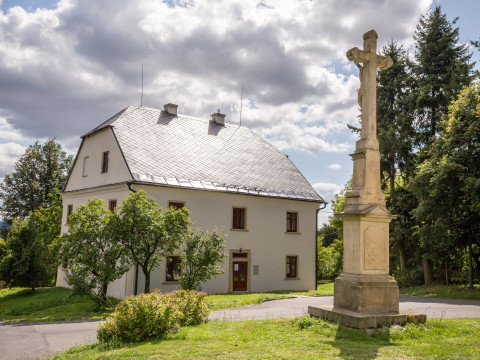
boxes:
[268,281,334,296]
[400,284,480,301]
[0,287,119,322]
[56,317,480,359]
[0,287,296,321]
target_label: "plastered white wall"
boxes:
[64,128,132,192]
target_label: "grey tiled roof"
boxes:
[84,106,325,203]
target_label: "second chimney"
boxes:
[163,103,178,115]
[212,110,225,125]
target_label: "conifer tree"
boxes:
[413,6,474,148]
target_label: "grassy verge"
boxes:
[206,293,290,310]
[268,281,334,296]
[0,287,293,321]
[0,287,119,322]
[56,317,480,359]
[400,284,480,301]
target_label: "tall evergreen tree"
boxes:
[413,6,474,148]
[413,6,474,284]
[0,139,73,223]
[376,41,420,282]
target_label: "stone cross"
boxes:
[347,30,392,141]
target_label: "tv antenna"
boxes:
[141,63,144,107]
[239,86,243,126]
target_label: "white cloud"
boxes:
[328,164,342,170]
[312,182,343,202]
[0,0,433,155]
[0,142,26,177]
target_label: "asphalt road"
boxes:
[1,295,480,360]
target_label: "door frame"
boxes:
[228,249,251,292]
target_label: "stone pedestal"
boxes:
[334,273,398,313]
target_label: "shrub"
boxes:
[97,290,210,342]
[166,290,210,325]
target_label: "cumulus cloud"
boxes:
[312,182,343,202]
[0,141,26,176]
[0,0,432,154]
[328,164,342,170]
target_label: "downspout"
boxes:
[315,202,327,290]
[127,182,139,295]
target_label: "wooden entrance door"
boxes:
[232,261,248,291]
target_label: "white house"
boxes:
[56,103,326,298]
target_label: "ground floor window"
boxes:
[286,256,298,278]
[166,256,182,282]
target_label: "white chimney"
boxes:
[211,110,225,125]
[163,103,178,115]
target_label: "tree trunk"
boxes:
[399,246,407,272]
[468,235,473,289]
[445,258,449,286]
[423,255,432,286]
[101,282,108,303]
[389,154,395,194]
[144,269,151,294]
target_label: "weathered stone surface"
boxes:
[334,273,399,313]
[308,305,426,329]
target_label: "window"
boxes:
[67,204,73,224]
[232,207,246,229]
[286,212,298,233]
[166,256,181,282]
[168,201,185,210]
[286,256,298,278]
[232,252,248,258]
[82,156,89,177]
[109,199,117,212]
[101,151,109,173]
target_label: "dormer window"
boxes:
[101,151,109,173]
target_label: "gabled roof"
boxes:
[83,106,325,203]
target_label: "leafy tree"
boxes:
[317,236,342,280]
[178,227,227,291]
[0,139,73,223]
[0,217,49,291]
[32,189,63,284]
[413,6,474,148]
[410,83,480,287]
[317,224,338,247]
[116,190,190,293]
[60,198,129,304]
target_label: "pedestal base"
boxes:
[334,273,399,313]
[308,305,426,329]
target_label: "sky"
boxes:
[0,0,479,225]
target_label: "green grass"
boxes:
[400,284,480,301]
[0,287,119,322]
[56,317,480,359]
[206,293,290,310]
[269,281,334,296]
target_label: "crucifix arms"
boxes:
[346,47,393,70]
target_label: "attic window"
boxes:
[101,151,109,173]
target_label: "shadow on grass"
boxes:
[331,325,391,360]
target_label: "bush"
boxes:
[97,290,210,342]
[166,290,210,325]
